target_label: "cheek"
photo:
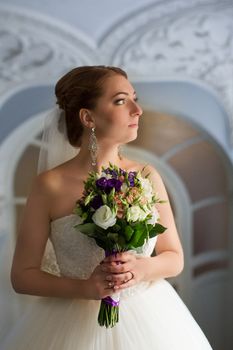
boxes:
[95,115,116,136]
[95,106,127,132]
[98,113,122,128]
[101,117,115,129]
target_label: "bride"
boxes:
[2,65,213,349]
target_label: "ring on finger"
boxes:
[123,271,134,284]
[108,281,114,288]
[129,271,134,281]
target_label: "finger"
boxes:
[101,262,130,274]
[120,271,135,285]
[106,271,134,284]
[104,281,115,290]
[105,274,124,285]
[129,271,135,280]
[113,277,135,291]
[104,252,134,263]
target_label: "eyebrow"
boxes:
[112,91,136,98]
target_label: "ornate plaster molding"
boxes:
[0,5,98,94]
[99,0,233,144]
[0,1,232,144]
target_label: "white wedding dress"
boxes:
[2,214,213,350]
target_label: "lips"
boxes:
[128,124,138,126]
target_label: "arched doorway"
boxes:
[0,83,232,349]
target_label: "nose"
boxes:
[130,100,143,117]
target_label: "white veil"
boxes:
[37,107,79,174]
[38,107,79,275]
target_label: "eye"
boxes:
[115,99,125,105]
[134,97,139,102]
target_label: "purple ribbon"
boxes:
[105,250,121,265]
[102,296,120,307]
[105,250,117,257]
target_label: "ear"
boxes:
[79,108,95,128]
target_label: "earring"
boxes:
[118,145,123,160]
[88,127,98,166]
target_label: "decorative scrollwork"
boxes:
[99,0,233,144]
[0,1,232,143]
[0,5,98,93]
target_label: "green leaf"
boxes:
[73,206,83,216]
[128,229,142,247]
[124,225,134,242]
[158,200,168,204]
[135,234,146,247]
[95,226,106,235]
[74,223,96,234]
[107,232,119,243]
[111,224,121,232]
[81,212,88,221]
[101,193,108,204]
[118,235,126,248]
[95,238,107,250]
[134,222,145,231]
[108,187,115,201]
[149,223,167,238]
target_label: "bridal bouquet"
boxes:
[73,162,167,328]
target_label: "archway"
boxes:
[0,82,232,348]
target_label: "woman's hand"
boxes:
[84,263,120,300]
[84,252,148,300]
[100,252,147,292]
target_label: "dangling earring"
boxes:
[88,127,98,166]
[118,145,123,160]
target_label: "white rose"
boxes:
[126,205,141,222]
[138,206,151,221]
[92,205,116,229]
[140,177,154,200]
[147,207,160,225]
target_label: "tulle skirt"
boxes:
[2,279,213,350]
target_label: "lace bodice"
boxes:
[42,214,158,298]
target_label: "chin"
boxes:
[125,134,138,143]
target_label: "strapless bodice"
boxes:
[42,214,158,298]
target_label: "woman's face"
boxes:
[91,74,143,145]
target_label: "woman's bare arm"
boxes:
[11,172,112,300]
[139,163,184,281]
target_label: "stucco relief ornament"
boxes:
[0,1,233,143]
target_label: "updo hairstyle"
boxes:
[55,65,127,147]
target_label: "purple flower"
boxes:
[104,168,118,178]
[96,176,122,194]
[91,195,103,209]
[96,177,108,190]
[107,178,122,192]
[128,171,137,187]
[120,169,126,176]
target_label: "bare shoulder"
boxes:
[126,159,162,182]
[140,163,162,181]
[21,168,65,225]
[25,169,62,212]
[33,169,61,194]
